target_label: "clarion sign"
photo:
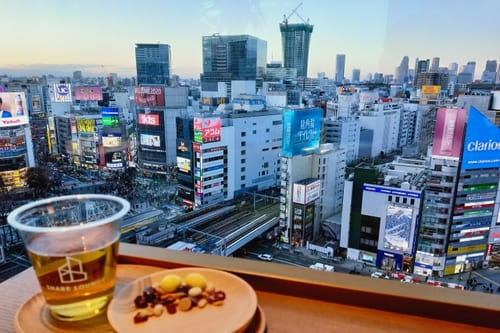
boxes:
[466,139,500,152]
[461,106,500,170]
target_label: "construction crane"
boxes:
[283,2,309,25]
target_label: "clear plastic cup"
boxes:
[7,194,130,321]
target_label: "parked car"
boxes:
[400,275,420,283]
[257,253,273,261]
[371,271,389,279]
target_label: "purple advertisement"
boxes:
[74,86,103,101]
[431,107,466,158]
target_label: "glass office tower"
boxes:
[135,43,171,85]
[201,34,267,93]
[280,23,313,78]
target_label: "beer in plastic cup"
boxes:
[7,194,130,321]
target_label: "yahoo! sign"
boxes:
[462,106,500,170]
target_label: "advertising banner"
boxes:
[292,179,321,204]
[102,134,121,147]
[76,118,95,133]
[421,85,441,95]
[431,107,466,158]
[53,83,72,102]
[177,156,191,173]
[101,107,119,117]
[282,108,322,157]
[138,113,160,126]
[461,106,500,170]
[383,204,413,253]
[74,86,103,101]
[201,117,221,143]
[140,133,161,147]
[31,95,42,112]
[0,92,29,127]
[134,86,164,107]
[102,117,120,127]
[193,117,221,143]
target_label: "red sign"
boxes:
[133,86,164,107]
[201,117,221,143]
[138,113,160,126]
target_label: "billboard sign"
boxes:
[102,117,120,127]
[177,156,191,173]
[102,134,121,147]
[193,117,221,143]
[76,118,95,133]
[101,107,119,117]
[0,92,29,127]
[282,108,322,157]
[383,204,413,252]
[363,185,421,199]
[101,107,120,127]
[74,86,103,101]
[134,86,164,107]
[431,107,466,158]
[53,83,72,102]
[293,179,321,204]
[31,95,42,112]
[421,85,441,95]
[138,113,160,126]
[461,106,500,170]
[140,133,161,147]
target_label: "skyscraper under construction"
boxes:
[280,6,313,78]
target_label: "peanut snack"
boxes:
[133,272,226,324]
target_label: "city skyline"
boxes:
[1,0,499,80]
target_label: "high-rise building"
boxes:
[135,86,189,177]
[0,92,34,190]
[176,99,282,209]
[415,59,430,76]
[335,54,346,83]
[351,69,360,83]
[201,34,267,96]
[448,62,459,75]
[430,57,440,72]
[481,60,497,83]
[280,21,313,78]
[135,43,171,85]
[395,56,409,83]
[415,107,500,277]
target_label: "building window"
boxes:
[241,132,246,137]
[252,129,257,134]
[241,141,246,146]
[241,167,246,172]
[241,175,245,180]
[241,158,246,163]
[241,150,246,155]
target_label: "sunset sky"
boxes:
[1,0,498,79]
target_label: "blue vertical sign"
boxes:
[282,108,322,157]
[461,106,500,170]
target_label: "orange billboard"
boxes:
[421,85,441,95]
